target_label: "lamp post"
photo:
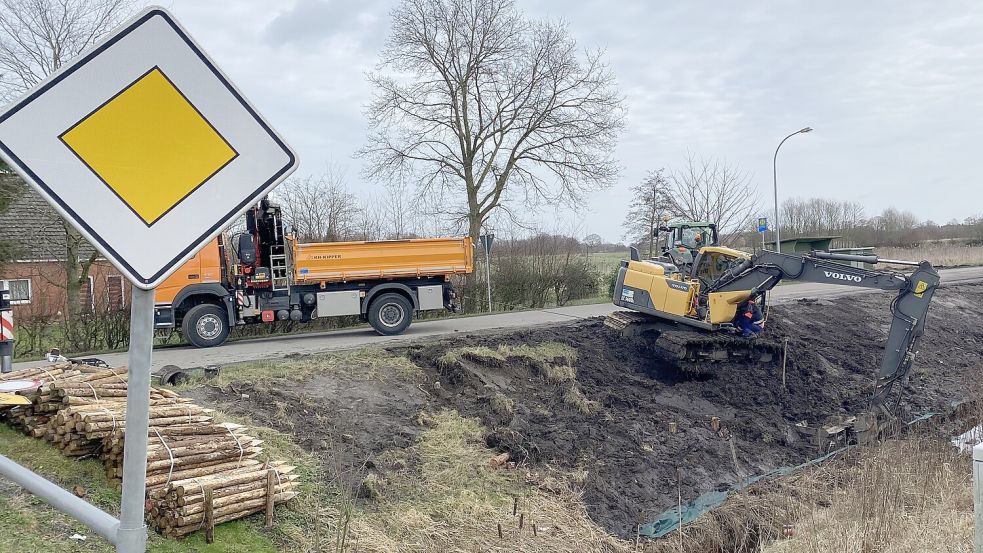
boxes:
[773,126,812,252]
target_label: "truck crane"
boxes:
[606,243,940,412]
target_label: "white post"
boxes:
[484,241,492,313]
[0,280,13,374]
[975,443,983,553]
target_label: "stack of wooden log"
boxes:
[0,362,299,541]
[0,362,85,431]
[102,422,258,487]
[147,460,298,538]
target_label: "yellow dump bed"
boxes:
[291,236,474,283]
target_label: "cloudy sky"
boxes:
[164,0,982,242]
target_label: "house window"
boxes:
[78,276,95,313]
[1,279,31,304]
[106,275,125,310]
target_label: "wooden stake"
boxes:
[265,469,276,528]
[782,337,789,389]
[497,523,503,539]
[204,486,215,544]
[668,421,678,434]
[512,496,518,516]
[519,513,524,530]
[532,523,537,537]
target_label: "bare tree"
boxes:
[621,169,671,257]
[359,0,625,249]
[0,0,134,328]
[274,169,359,243]
[0,0,133,98]
[668,154,759,242]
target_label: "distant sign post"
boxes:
[479,233,495,313]
[0,7,297,553]
[757,217,769,251]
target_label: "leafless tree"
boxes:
[274,168,360,243]
[668,154,759,242]
[0,0,133,98]
[0,0,134,327]
[622,169,671,257]
[359,0,625,248]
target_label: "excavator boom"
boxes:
[708,250,940,406]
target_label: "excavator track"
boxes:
[605,311,784,374]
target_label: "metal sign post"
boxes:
[0,7,297,553]
[975,443,983,553]
[116,287,154,551]
[757,217,769,252]
[479,233,494,313]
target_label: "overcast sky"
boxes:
[164,0,983,242]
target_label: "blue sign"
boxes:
[757,217,769,233]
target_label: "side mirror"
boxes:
[658,226,671,232]
[629,246,641,261]
[237,233,257,265]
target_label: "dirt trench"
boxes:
[193,283,983,540]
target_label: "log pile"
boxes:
[147,461,298,537]
[0,362,299,541]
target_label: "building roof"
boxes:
[0,173,98,262]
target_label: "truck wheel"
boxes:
[367,293,413,335]
[182,304,230,348]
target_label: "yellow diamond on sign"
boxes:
[60,67,237,226]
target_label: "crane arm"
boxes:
[708,251,940,408]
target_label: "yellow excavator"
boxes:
[606,221,940,410]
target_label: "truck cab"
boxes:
[154,199,473,348]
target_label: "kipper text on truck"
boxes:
[154,199,473,347]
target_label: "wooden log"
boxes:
[204,487,214,544]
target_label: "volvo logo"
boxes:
[824,271,862,282]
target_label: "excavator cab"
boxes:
[656,222,719,271]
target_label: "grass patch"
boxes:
[541,364,577,385]
[438,342,577,371]
[562,385,599,415]
[350,409,629,552]
[0,425,278,553]
[170,347,421,391]
[490,392,516,417]
[760,435,972,553]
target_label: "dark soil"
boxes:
[189,283,983,540]
[404,284,983,537]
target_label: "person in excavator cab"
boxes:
[733,297,764,338]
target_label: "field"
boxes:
[2,280,981,551]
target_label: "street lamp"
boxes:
[773,126,812,252]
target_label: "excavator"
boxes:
[606,221,940,416]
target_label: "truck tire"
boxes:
[367,293,413,336]
[182,304,231,348]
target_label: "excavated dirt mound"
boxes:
[405,284,983,537]
[191,283,983,540]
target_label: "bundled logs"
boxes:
[0,363,298,541]
[147,461,298,537]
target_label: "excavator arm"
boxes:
[708,251,940,407]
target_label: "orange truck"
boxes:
[154,198,473,347]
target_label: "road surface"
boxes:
[12,265,983,372]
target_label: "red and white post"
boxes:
[0,280,14,373]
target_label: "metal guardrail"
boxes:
[0,288,154,552]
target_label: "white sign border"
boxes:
[0,6,298,290]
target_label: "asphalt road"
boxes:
[12,265,983,372]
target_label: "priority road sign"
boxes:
[0,6,298,289]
